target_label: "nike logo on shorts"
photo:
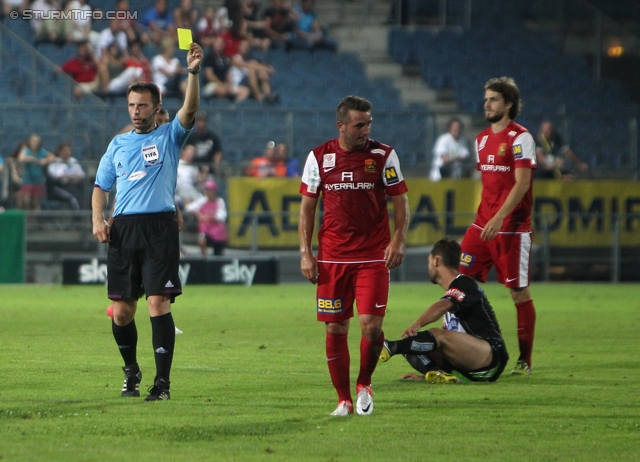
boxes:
[375,303,386,308]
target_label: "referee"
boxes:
[92,42,203,401]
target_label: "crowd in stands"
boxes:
[13,0,336,103]
[0,0,341,216]
[0,135,86,211]
[0,0,603,219]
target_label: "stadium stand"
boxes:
[387,0,639,173]
[0,0,637,176]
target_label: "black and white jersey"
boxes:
[441,274,505,344]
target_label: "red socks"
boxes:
[356,331,384,389]
[326,332,351,403]
[515,299,536,366]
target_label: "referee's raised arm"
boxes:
[177,42,203,129]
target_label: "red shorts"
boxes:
[459,224,532,288]
[316,261,389,323]
[20,184,45,197]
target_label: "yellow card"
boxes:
[177,28,193,50]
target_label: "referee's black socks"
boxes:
[151,312,175,384]
[112,318,138,367]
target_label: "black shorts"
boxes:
[456,340,509,383]
[107,212,181,302]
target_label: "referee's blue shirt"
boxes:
[95,117,192,217]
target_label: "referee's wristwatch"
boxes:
[187,66,200,74]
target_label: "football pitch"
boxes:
[1,282,639,461]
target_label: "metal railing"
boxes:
[24,210,640,283]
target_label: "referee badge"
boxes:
[142,144,160,166]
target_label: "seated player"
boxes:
[379,238,509,384]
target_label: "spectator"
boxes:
[64,0,97,43]
[247,140,277,177]
[272,142,300,177]
[151,38,185,96]
[116,0,146,44]
[46,142,86,210]
[173,0,199,33]
[221,18,248,59]
[100,42,144,95]
[230,39,277,103]
[175,144,205,208]
[61,39,101,99]
[2,0,28,20]
[189,112,232,196]
[32,0,69,45]
[535,120,589,181]
[123,40,153,83]
[96,19,129,59]
[263,0,297,50]
[188,112,223,170]
[17,134,56,211]
[187,180,228,257]
[202,35,250,102]
[242,0,271,52]
[5,142,26,209]
[429,117,471,181]
[196,6,229,47]
[140,0,175,45]
[292,0,337,51]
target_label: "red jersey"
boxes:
[474,120,536,232]
[61,57,97,83]
[300,138,408,262]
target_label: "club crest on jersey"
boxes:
[513,144,523,159]
[323,153,336,171]
[385,167,399,185]
[364,159,376,172]
[142,144,159,166]
[498,143,507,156]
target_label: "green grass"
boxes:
[1,283,639,461]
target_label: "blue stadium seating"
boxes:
[386,0,639,172]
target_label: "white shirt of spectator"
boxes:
[151,54,180,94]
[429,132,470,181]
[96,27,128,58]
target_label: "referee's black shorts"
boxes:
[107,212,181,302]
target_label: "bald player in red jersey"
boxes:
[459,77,537,376]
[299,95,409,416]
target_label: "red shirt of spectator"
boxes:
[61,42,98,83]
[221,29,243,58]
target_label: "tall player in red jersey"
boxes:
[459,77,537,376]
[298,96,410,416]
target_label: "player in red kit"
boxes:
[298,96,409,416]
[459,77,537,375]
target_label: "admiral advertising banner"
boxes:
[62,257,279,286]
[228,178,640,248]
